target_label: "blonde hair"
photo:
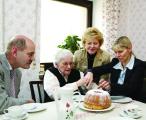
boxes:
[82,27,103,47]
[112,36,132,51]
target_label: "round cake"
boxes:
[84,89,111,110]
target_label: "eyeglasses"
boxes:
[62,62,73,67]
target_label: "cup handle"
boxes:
[73,91,81,106]
[3,109,8,114]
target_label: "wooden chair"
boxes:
[29,80,53,103]
[29,80,44,103]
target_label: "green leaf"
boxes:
[57,35,81,53]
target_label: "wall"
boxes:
[92,0,104,32]
[0,0,3,52]
[116,0,146,60]
[0,0,40,99]
[126,0,146,60]
[93,0,146,60]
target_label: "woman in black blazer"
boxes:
[85,36,145,101]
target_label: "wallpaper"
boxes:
[102,0,146,60]
[127,0,146,60]
[0,0,40,99]
[102,0,121,56]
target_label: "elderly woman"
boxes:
[74,27,110,82]
[44,49,92,101]
[85,36,145,101]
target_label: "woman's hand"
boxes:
[76,78,87,87]
[84,72,93,88]
[98,79,110,90]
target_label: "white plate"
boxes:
[111,96,125,100]
[111,96,132,103]
[79,103,115,112]
[21,103,47,113]
[2,113,28,120]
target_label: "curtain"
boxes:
[102,0,121,55]
[0,0,4,53]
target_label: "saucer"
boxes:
[120,104,142,119]
[120,110,142,119]
[21,103,47,113]
[2,113,28,120]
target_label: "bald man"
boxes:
[0,35,35,113]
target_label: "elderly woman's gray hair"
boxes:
[54,49,73,65]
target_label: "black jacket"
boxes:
[92,58,145,101]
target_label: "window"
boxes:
[40,0,92,63]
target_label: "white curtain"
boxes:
[0,0,4,53]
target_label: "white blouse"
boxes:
[44,69,97,99]
[44,70,83,99]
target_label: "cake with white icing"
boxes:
[84,89,111,110]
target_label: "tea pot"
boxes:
[54,87,81,120]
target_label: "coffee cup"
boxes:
[3,106,27,119]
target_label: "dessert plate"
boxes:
[21,103,47,113]
[111,96,132,103]
[79,103,115,112]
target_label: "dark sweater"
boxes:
[92,58,145,101]
[49,67,81,87]
[44,67,81,102]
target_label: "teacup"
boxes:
[3,106,27,119]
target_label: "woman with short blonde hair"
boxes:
[74,27,110,83]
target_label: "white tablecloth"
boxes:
[0,100,146,120]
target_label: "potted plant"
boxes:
[57,35,82,54]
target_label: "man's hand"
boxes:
[26,99,34,103]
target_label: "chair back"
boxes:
[29,80,44,103]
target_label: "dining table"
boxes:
[0,99,146,120]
